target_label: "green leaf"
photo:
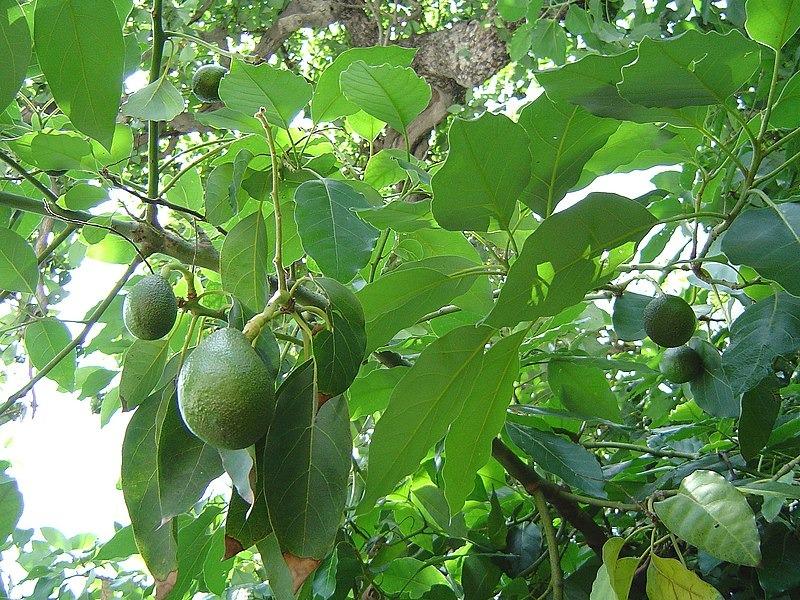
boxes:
[431,113,532,230]
[721,292,800,395]
[530,19,568,65]
[167,505,221,600]
[203,528,234,595]
[365,148,412,189]
[10,132,94,171]
[224,478,272,558]
[758,523,800,594]
[723,203,800,295]
[357,266,477,353]
[361,325,493,510]
[507,424,607,498]
[518,95,618,216]
[24,317,76,390]
[348,365,408,419]
[687,338,739,418]
[339,61,431,134]
[737,480,800,499]
[0,471,22,542]
[205,163,236,225]
[654,470,761,566]
[378,557,449,599]
[497,0,530,21]
[62,183,108,211]
[220,211,269,314]
[612,292,650,341]
[157,389,223,520]
[311,45,416,123]
[121,77,185,122]
[502,523,542,577]
[547,358,620,422]
[462,555,502,600]
[745,0,800,51]
[256,534,295,600]
[313,278,367,397]
[264,360,351,558]
[646,555,722,600]
[590,537,637,600]
[95,525,137,561]
[219,60,312,130]
[443,331,524,513]
[119,339,169,410]
[121,392,178,583]
[771,70,800,127]
[536,50,707,126]
[294,179,379,283]
[739,376,782,461]
[617,29,760,109]
[358,199,435,232]
[0,227,38,293]
[486,193,656,328]
[0,0,31,112]
[34,0,124,148]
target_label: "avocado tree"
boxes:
[2,0,800,598]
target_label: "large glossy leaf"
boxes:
[339,61,431,134]
[502,522,543,577]
[121,392,178,584]
[348,365,408,419]
[745,0,800,51]
[590,537,637,600]
[612,292,650,341]
[646,555,722,600]
[157,390,223,521]
[122,77,185,122]
[462,555,502,600]
[486,193,656,328]
[357,266,475,352]
[220,211,269,314]
[294,179,378,283]
[507,424,607,498]
[311,45,416,123]
[219,60,312,129]
[536,50,706,126]
[0,471,22,541]
[119,339,169,410]
[167,506,221,600]
[442,331,524,513]
[0,227,38,294]
[518,95,618,216]
[723,203,800,296]
[361,325,493,509]
[34,0,124,148]
[618,30,760,109]
[721,292,800,395]
[548,359,620,422]
[739,376,782,461]
[686,338,740,418]
[0,0,31,112]
[758,522,800,594]
[312,278,367,397]
[24,318,76,390]
[431,113,532,230]
[263,360,351,558]
[378,557,450,598]
[654,470,761,566]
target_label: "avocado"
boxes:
[177,328,275,450]
[192,64,227,103]
[123,274,178,340]
[643,294,696,348]
[659,345,704,383]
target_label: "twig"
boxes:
[533,489,563,600]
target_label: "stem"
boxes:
[37,224,78,265]
[146,0,166,226]
[1,262,139,415]
[533,490,563,600]
[582,441,698,460]
[772,453,800,481]
[159,143,229,196]
[165,30,250,60]
[369,229,391,283]
[759,47,782,143]
[242,295,283,342]
[256,110,287,293]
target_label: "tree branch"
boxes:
[491,439,609,555]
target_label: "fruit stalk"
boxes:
[146,0,166,226]
[241,291,285,342]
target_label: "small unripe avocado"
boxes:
[192,64,227,102]
[177,328,275,450]
[123,274,178,340]
[659,345,704,383]
[643,294,696,348]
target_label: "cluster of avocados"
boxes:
[123,273,275,450]
[639,293,705,384]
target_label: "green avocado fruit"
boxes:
[659,345,704,383]
[192,64,227,102]
[643,294,696,348]
[123,274,178,340]
[177,328,275,450]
